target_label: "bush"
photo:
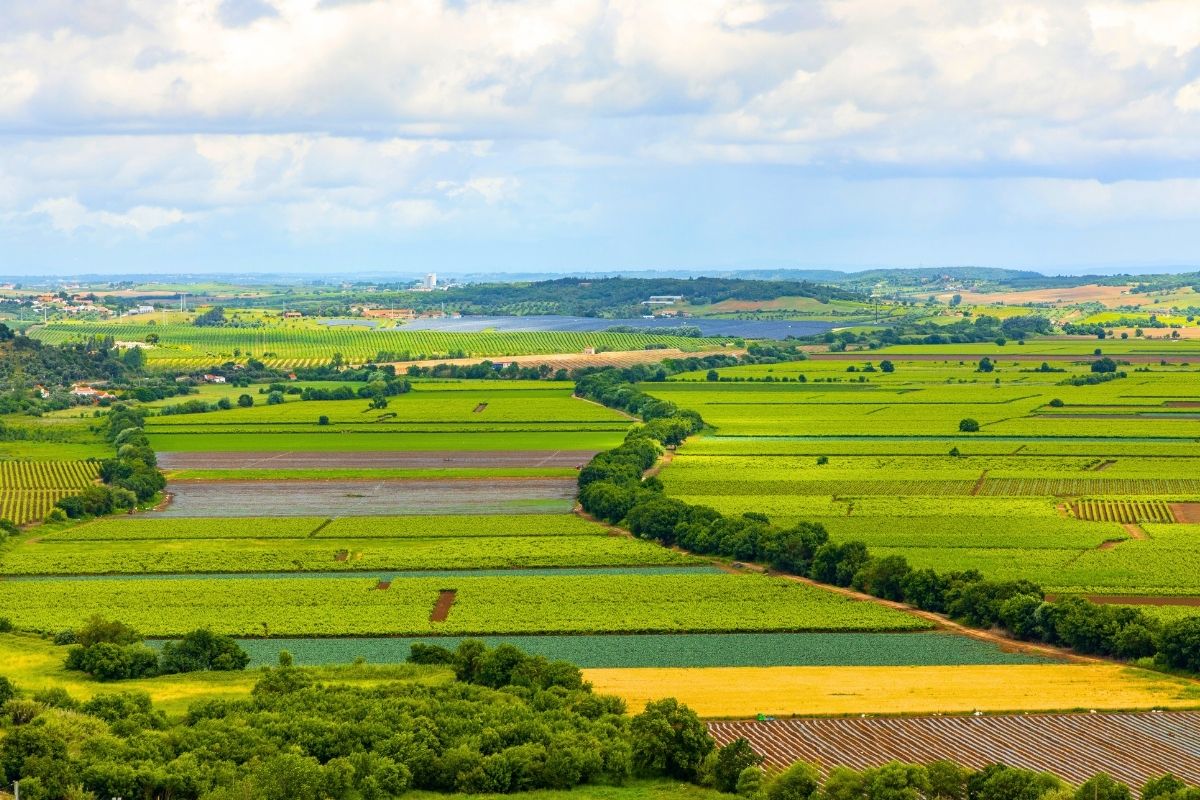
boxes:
[1158,617,1200,672]
[237,393,254,407]
[318,415,330,426]
[159,629,250,673]
[713,738,763,793]
[0,617,12,633]
[767,761,820,800]
[958,418,980,432]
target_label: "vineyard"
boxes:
[0,460,100,524]
[709,711,1200,786]
[30,323,732,368]
[1073,499,1176,523]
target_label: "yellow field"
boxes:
[0,633,451,715]
[582,664,1200,718]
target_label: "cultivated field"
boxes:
[0,460,100,524]
[710,710,1200,786]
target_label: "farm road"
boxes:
[158,450,599,469]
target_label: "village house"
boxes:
[202,374,227,383]
[70,383,116,402]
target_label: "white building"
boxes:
[424,273,437,290]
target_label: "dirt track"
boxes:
[158,450,598,470]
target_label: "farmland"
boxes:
[710,710,1200,786]
[30,321,734,369]
[649,353,1200,601]
[0,459,100,524]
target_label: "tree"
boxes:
[712,738,762,793]
[706,370,719,382]
[879,360,895,373]
[121,345,146,370]
[318,415,330,425]
[1074,774,1131,800]
[267,391,284,405]
[1142,775,1188,800]
[159,629,250,673]
[976,357,994,373]
[237,394,254,407]
[629,698,714,780]
[737,767,764,798]
[959,418,980,432]
[1092,357,1118,373]
[1158,617,1200,672]
[216,396,232,410]
[853,555,911,601]
[0,675,14,706]
[766,761,820,800]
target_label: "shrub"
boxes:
[958,418,980,432]
[237,393,254,407]
[159,629,250,673]
[767,761,820,800]
[630,698,713,780]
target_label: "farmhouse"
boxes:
[70,383,116,402]
[202,374,227,383]
[283,310,303,319]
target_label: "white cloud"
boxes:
[31,196,190,234]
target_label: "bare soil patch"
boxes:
[1166,402,1200,408]
[376,580,391,590]
[158,450,600,469]
[970,470,989,496]
[472,403,488,413]
[1093,460,1116,471]
[334,549,349,562]
[430,589,456,622]
[1121,523,1148,541]
[1171,503,1200,523]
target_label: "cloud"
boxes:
[31,197,190,234]
[1,1,1200,270]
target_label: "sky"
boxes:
[2,0,1200,276]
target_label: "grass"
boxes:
[583,664,1200,718]
[0,631,451,716]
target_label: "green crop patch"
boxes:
[317,514,606,538]
[0,573,931,636]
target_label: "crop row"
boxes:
[0,573,931,636]
[671,477,1200,498]
[0,490,81,525]
[1072,499,1175,524]
[0,460,99,489]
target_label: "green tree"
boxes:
[237,393,254,407]
[1158,617,1200,672]
[629,698,714,780]
[1074,774,1131,800]
[712,738,763,793]
[959,418,980,432]
[766,761,820,800]
[267,391,284,405]
[977,357,994,373]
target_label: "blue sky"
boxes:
[3,0,1200,276]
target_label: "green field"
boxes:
[0,572,929,636]
[31,322,734,368]
[651,354,1200,598]
[218,631,1053,668]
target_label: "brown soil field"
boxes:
[1171,503,1200,523]
[375,347,743,372]
[710,710,1200,786]
[157,450,599,470]
[938,284,1145,308]
[430,589,456,622]
[156,478,576,517]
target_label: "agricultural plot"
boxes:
[710,710,1200,785]
[0,460,100,524]
[149,430,628,453]
[0,535,700,574]
[219,631,1053,668]
[158,478,578,516]
[650,357,1200,600]
[43,516,327,540]
[157,450,600,469]
[0,573,930,636]
[31,322,730,368]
